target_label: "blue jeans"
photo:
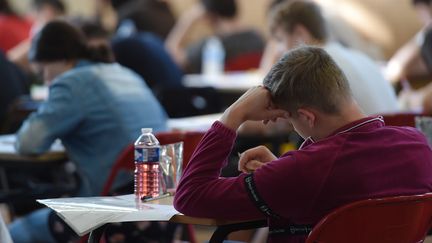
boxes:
[9,208,56,243]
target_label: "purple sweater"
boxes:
[174,117,432,243]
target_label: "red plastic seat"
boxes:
[381,112,423,127]
[100,131,204,196]
[225,52,263,72]
[306,193,432,243]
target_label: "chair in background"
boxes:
[101,130,205,196]
[306,193,432,243]
[381,112,423,127]
[155,130,205,170]
[225,52,263,72]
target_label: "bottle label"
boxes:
[134,147,160,163]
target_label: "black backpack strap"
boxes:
[244,173,281,219]
[269,224,313,236]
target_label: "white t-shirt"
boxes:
[324,42,400,115]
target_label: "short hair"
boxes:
[32,0,65,14]
[269,0,328,42]
[0,0,15,15]
[29,20,112,63]
[263,46,351,115]
[201,0,237,19]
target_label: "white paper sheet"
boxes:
[37,194,179,236]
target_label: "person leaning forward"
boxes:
[174,46,432,243]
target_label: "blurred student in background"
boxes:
[385,0,432,84]
[166,0,265,73]
[29,0,66,35]
[269,0,399,115]
[110,0,176,40]
[9,20,168,243]
[8,0,66,72]
[385,0,432,114]
[0,0,32,53]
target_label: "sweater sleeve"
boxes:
[174,121,264,220]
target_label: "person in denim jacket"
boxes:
[9,20,168,243]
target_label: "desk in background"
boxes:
[182,72,263,93]
[167,113,221,131]
[0,135,75,204]
[182,72,263,109]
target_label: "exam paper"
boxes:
[37,194,179,236]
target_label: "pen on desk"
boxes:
[141,193,171,202]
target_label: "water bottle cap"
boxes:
[141,128,153,134]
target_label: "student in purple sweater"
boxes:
[174,46,432,243]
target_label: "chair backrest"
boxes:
[381,112,423,127]
[100,131,205,196]
[306,193,432,243]
[225,52,263,72]
[155,131,205,169]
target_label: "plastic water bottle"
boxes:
[202,36,225,76]
[134,128,161,199]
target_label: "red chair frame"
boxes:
[306,193,432,243]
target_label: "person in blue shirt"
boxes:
[9,20,168,243]
[112,32,184,92]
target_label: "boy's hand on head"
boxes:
[220,86,288,130]
[238,145,277,173]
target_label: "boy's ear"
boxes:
[297,108,316,128]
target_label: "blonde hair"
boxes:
[263,46,352,114]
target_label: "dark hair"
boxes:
[79,20,111,40]
[412,0,432,5]
[29,20,113,63]
[0,0,15,15]
[201,0,237,18]
[32,0,65,14]
[110,0,133,10]
[263,46,351,114]
[269,0,328,42]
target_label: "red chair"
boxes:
[100,131,204,196]
[225,52,263,72]
[381,112,423,127]
[306,193,432,243]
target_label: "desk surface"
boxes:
[0,135,66,162]
[183,72,263,93]
[167,113,222,131]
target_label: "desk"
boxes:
[38,194,266,243]
[167,113,222,131]
[182,72,263,93]
[183,73,263,108]
[0,135,72,203]
[0,134,66,163]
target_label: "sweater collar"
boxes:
[299,116,385,149]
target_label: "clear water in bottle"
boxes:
[202,37,225,76]
[134,128,161,199]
